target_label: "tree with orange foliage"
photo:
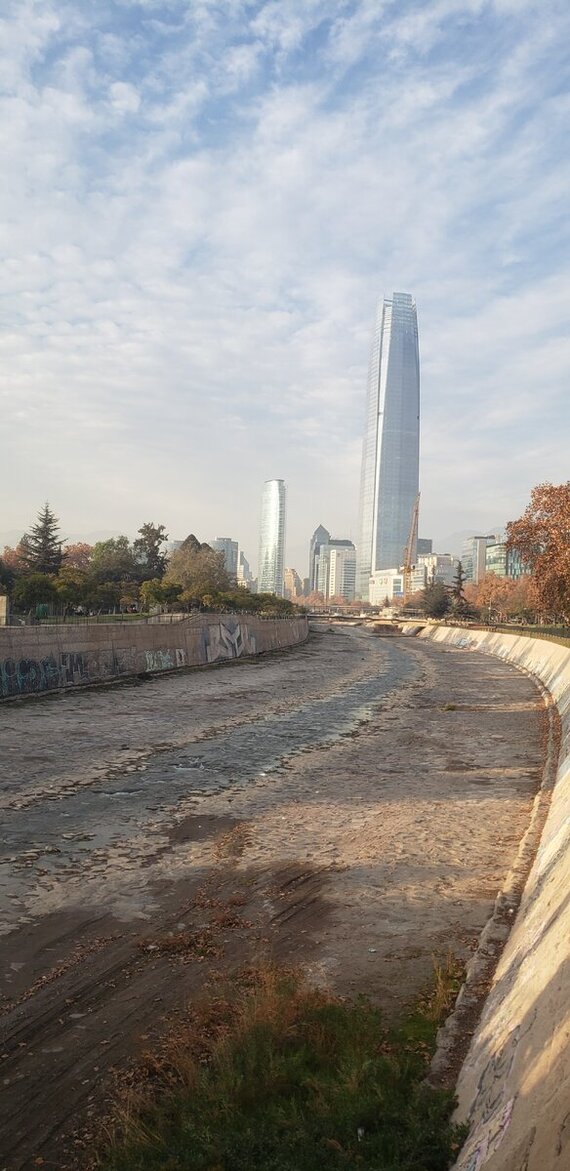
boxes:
[507,483,570,620]
[304,590,326,609]
[2,545,26,571]
[507,575,536,622]
[63,542,93,571]
[464,582,479,610]
[475,574,518,621]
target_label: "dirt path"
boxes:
[0,627,548,1169]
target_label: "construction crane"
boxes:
[402,493,420,603]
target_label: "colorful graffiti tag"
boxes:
[0,652,88,698]
[144,648,186,672]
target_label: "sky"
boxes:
[1,0,569,575]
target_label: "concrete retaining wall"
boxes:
[0,613,309,699]
[421,626,570,1171]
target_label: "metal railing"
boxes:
[1,608,303,629]
[437,619,570,650]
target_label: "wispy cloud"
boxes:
[1,0,569,565]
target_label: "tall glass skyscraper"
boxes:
[308,524,331,592]
[258,479,286,596]
[356,293,420,598]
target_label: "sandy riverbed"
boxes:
[0,626,547,1168]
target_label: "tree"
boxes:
[475,573,518,622]
[507,483,570,620]
[304,590,326,609]
[139,579,182,610]
[90,537,139,583]
[91,582,121,611]
[328,595,348,609]
[2,544,26,572]
[54,568,90,612]
[421,581,450,618]
[134,523,169,578]
[63,542,93,571]
[119,582,140,611]
[254,593,296,616]
[450,561,468,615]
[0,557,15,594]
[20,503,64,574]
[401,591,424,615]
[215,589,260,614]
[13,573,57,612]
[507,575,536,623]
[178,533,208,555]
[451,560,466,601]
[165,537,231,601]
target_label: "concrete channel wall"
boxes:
[421,626,570,1171]
[0,613,309,699]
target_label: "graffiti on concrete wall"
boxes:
[455,1006,538,1170]
[456,1098,514,1171]
[0,645,188,695]
[0,616,305,699]
[0,652,88,698]
[145,648,186,672]
[205,621,256,663]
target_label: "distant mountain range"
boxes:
[1,528,507,559]
[0,530,123,550]
[433,528,505,557]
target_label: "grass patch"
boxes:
[99,960,465,1171]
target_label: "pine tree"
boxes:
[451,561,467,611]
[20,503,64,575]
[421,581,450,618]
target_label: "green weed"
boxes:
[99,964,465,1171]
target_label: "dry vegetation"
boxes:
[99,960,466,1171]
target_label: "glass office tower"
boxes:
[258,479,287,596]
[356,293,420,598]
[210,537,239,578]
[308,524,331,592]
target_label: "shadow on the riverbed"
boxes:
[2,831,559,1171]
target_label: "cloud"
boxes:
[108,79,140,113]
[0,0,569,571]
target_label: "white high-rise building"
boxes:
[418,553,458,587]
[258,479,286,596]
[356,293,420,598]
[315,540,356,601]
[461,535,496,584]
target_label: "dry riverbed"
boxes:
[0,625,547,1169]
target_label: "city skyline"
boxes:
[0,508,523,586]
[1,3,568,572]
[356,293,420,598]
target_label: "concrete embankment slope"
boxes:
[0,612,309,699]
[422,626,570,1171]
